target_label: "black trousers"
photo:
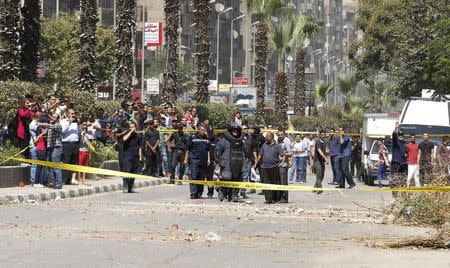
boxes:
[278,166,289,202]
[260,167,280,203]
[205,163,215,196]
[350,157,363,179]
[144,148,159,176]
[123,154,139,191]
[314,161,325,189]
[339,156,355,187]
[170,149,186,182]
[62,142,80,184]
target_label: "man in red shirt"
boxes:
[406,133,420,187]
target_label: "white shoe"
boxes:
[34,183,44,188]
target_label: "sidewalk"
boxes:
[0,177,169,204]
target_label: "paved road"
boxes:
[0,179,449,267]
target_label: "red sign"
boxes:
[144,22,163,47]
[233,77,249,87]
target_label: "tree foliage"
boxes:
[77,0,98,93]
[19,0,41,81]
[41,14,116,88]
[0,0,21,80]
[162,0,181,102]
[193,0,211,104]
[115,0,136,99]
[353,0,449,98]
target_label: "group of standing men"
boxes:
[378,122,449,188]
[175,123,360,204]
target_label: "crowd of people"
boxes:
[1,93,449,202]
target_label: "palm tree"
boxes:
[373,81,397,112]
[77,0,98,93]
[193,0,211,103]
[19,0,41,81]
[348,96,370,114]
[315,83,333,102]
[268,14,295,129]
[336,74,357,112]
[115,0,136,99]
[293,16,322,116]
[162,0,180,103]
[0,0,21,81]
[248,0,285,123]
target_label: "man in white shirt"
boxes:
[298,134,310,183]
[277,130,292,203]
[60,109,82,185]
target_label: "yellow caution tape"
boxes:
[3,157,449,192]
[10,157,162,181]
[0,146,30,165]
[177,179,450,192]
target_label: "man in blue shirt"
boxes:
[184,126,211,199]
[329,129,341,185]
[337,127,356,189]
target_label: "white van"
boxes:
[399,99,450,143]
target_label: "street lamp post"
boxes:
[251,21,260,86]
[312,49,322,82]
[215,6,233,91]
[230,14,245,84]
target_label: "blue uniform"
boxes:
[186,133,211,198]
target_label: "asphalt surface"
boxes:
[0,178,449,268]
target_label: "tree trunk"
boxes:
[162,0,180,103]
[77,0,98,93]
[274,71,289,130]
[19,0,41,81]
[115,0,136,99]
[0,0,21,80]
[254,22,268,123]
[193,0,210,104]
[294,47,306,116]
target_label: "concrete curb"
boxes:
[0,178,169,204]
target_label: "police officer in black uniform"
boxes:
[215,123,245,202]
[184,125,211,199]
[168,123,188,184]
[122,121,142,193]
[205,126,218,198]
[114,115,129,172]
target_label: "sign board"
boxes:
[208,80,218,92]
[209,95,226,104]
[144,22,163,47]
[146,78,160,95]
[233,77,249,87]
[97,86,113,100]
[219,83,232,92]
[230,86,257,108]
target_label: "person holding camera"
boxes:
[60,109,82,185]
[122,121,142,193]
[14,98,37,149]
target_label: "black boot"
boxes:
[218,188,224,201]
[128,180,135,193]
[122,179,128,193]
[232,189,240,202]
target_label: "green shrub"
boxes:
[176,102,237,129]
[89,141,119,168]
[290,115,339,132]
[0,81,49,125]
[0,142,23,166]
[0,81,122,126]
